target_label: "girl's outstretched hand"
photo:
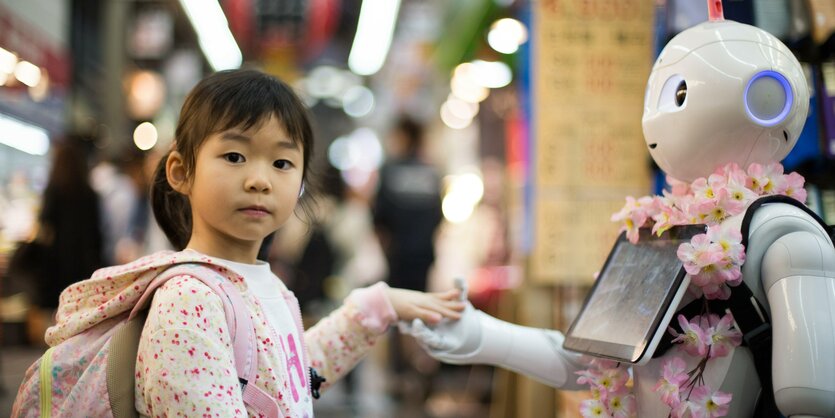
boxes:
[384,287,466,325]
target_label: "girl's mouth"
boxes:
[240,206,271,216]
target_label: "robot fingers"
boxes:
[453,277,469,302]
[400,318,453,350]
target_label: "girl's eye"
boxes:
[273,160,294,170]
[224,153,245,163]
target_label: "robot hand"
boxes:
[398,278,481,357]
[399,278,587,389]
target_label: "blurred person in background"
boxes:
[265,183,336,319]
[28,136,103,343]
[326,165,387,299]
[373,115,443,401]
[90,152,139,265]
[320,166,390,411]
[110,148,175,262]
[374,116,442,292]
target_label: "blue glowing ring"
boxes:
[743,70,793,127]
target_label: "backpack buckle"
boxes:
[310,368,326,399]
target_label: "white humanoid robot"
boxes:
[403,13,835,418]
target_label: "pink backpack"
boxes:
[12,263,280,417]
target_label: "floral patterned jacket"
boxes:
[44,250,397,417]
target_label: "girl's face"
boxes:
[175,116,304,262]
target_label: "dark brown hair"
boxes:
[45,136,94,196]
[151,69,315,250]
[396,115,424,156]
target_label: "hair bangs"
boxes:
[207,73,311,149]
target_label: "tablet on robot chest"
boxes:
[564,224,705,365]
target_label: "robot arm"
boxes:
[402,303,587,390]
[761,230,835,417]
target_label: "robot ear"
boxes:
[298,183,305,198]
[744,70,793,127]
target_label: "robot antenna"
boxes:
[708,0,724,21]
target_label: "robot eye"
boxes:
[675,81,687,107]
[657,74,687,111]
[744,70,793,127]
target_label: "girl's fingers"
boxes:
[432,305,463,320]
[413,307,443,324]
[420,299,464,318]
[442,300,466,311]
[435,288,462,301]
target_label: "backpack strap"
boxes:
[126,263,279,416]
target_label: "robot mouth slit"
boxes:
[648,143,658,149]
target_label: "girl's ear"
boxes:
[166,151,190,194]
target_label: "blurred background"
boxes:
[0,0,833,417]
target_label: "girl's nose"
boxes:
[244,167,271,192]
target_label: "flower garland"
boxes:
[577,162,807,418]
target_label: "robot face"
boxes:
[641,20,809,182]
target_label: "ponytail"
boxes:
[151,153,192,250]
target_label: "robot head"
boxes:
[642,20,809,182]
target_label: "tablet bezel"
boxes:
[563,224,705,365]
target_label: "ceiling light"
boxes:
[342,86,375,118]
[133,122,159,151]
[14,61,41,87]
[348,0,401,76]
[0,113,50,155]
[440,101,473,129]
[0,47,17,74]
[487,18,528,54]
[471,60,513,88]
[178,0,242,71]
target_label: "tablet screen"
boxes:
[564,225,705,363]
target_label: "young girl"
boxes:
[41,69,464,417]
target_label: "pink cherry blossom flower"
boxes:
[612,196,650,243]
[653,356,689,407]
[691,257,741,290]
[670,314,709,356]
[702,283,732,300]
[680,226,743,296]
[706,313,742,357]
[577,363,628,394]
[722,168,758,205]
[677,197,704,224]
[687,192,715,224]
[782,172,807,203]
[747,163,786,195]
[577,367,604,387]
[607,390,637,418]
[580,398,613,418]
[706,225,745,265]
[678,235,725,276]
[689,385,732,418]
[592,364,630,393]
[652,197,688,236]
[651,209,676,236]
[590,386,604,401]
[672,400,694,418]
[668,175,691,197]
[719,262,743,287]
[691,177,716,201]
[700,188,746,224]
[714,162,745,179]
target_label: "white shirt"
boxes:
[215,256,314,417]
